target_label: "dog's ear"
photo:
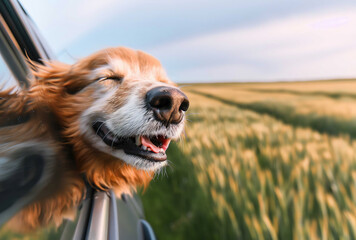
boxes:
[31,62,93,94]
[29,61,97,95]
[0,89,30,128]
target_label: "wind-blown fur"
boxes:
[0,47,186,231]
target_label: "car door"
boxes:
[0,1,156,239]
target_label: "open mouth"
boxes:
[92,121,171,162]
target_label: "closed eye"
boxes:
[97,76,124,83]
[109,76,124,82]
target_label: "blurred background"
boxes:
[3,0,356,239]
[21,0,356,83]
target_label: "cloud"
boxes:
[147,7,356,82]
[20,0,356,82]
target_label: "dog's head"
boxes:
[31,47,189,190]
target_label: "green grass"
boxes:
[141,83,356,240]
[0,224,64,240]
[141,143,224,240]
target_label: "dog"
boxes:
[0,47,189,231]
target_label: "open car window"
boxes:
[0,1,157,239]
[0,54,17,89]
[0,0,78,238]
[0,0,66,238]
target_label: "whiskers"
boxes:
[185,111,201,123]
[111,134,118,150]
[166,159,175,170]
[153,164,169,180]
[186,112,200,116]
[89,113,184,173]
[92,120,105,135]
[91,120,119,151]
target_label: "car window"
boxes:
[0,1,156,239]
[0,53,18,89]
[0,2,75,237]
[0,31,74,240]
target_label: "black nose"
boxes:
[146,86,189,125]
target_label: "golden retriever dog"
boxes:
[0,47,189,231]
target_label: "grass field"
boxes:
[141,80,356,240]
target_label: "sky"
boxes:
[21,0,356,83]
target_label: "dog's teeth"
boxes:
[135,136,141,146]
[159,148,164,153]
[147,147,152,152]
[142,145,147,151]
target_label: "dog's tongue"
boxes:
[141,136,171,153]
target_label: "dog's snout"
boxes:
[146,86,189,125]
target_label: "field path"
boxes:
[189,89,356,139]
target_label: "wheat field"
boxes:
[2,80,356,240]
[142,80,356,240]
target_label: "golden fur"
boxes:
[0,47,183,231]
